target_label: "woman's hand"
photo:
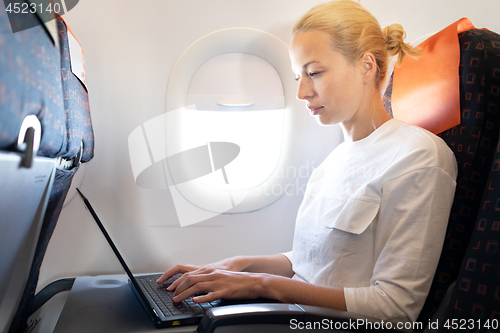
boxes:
[156,255,346,311]
[155,254,295,303]
[167,267,266,303]
[156,256,249,285]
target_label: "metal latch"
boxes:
[17,115,41,168]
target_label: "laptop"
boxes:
[75,188,220,328]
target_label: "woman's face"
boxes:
[289,30,366,126]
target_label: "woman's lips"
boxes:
[308,106,323,116]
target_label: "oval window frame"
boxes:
[165,27,306,213]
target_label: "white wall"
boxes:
[361,0,500,43]
[39,0,500,289]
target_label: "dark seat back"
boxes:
[384,28,500,328]
[438,29,500,329]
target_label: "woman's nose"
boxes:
[296,79,312,101]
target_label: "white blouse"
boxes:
[284,119,457,323]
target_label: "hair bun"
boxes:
[383,23,421,66]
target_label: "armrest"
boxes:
[197,303,402,333]
[30,278,75,316]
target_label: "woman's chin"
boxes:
[314,115,336,127]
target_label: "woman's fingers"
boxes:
[166,274,183,291]
[170,270,262,303]
[158,257,249,287]
[158,264,266,304]
[173,280,213,302]
[156,263,198,284]
[191,291,221,304]
[172,268,215,295]
[161,267,214,293]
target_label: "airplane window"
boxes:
[184,53,284,191]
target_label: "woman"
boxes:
[157,0,457,324]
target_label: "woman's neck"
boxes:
[340,93,392,142]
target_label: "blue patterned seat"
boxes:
[0,6,94,332]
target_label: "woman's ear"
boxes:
[360,52,377,83]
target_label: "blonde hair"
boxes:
[292,0,420,87]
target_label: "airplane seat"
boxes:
[196,20,500,333]
[435,27,500,330]
[0,7,94,333]
[383,22,500,331]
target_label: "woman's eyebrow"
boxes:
[294,61,319,76]
[302,61,319,72]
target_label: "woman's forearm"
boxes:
[260,274,347,311]
[236,254,294,277]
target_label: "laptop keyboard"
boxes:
[138,275,216,317]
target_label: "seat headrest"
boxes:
[392,18,477,134]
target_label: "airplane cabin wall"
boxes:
[38,0,500,290]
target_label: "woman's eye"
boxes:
[309,72,320,78]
